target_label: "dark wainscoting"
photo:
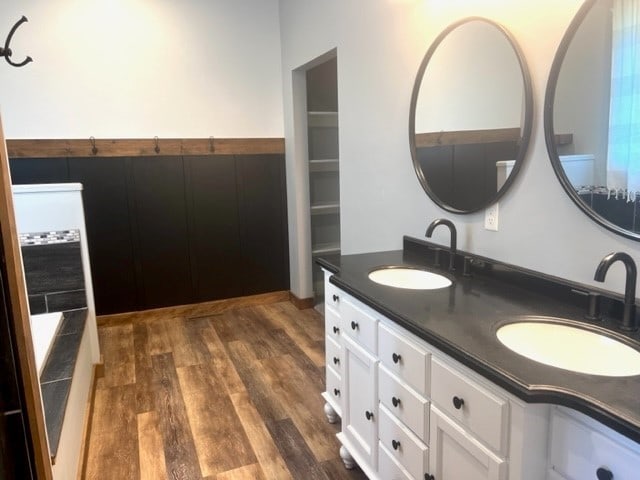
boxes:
[10,153,289,315]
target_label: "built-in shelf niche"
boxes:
[307,55,340,309]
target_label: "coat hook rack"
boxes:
[89,136,98,155]
[0,16,32,68]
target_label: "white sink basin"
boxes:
[496,320,640,377]
[368,267,452,290]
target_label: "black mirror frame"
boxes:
[544,0,640,241]
[409,16,534,214]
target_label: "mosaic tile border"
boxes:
[20,230,80,246]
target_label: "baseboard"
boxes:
[96,290,290,326]
[77,357,104,480]
[289,291,315,310]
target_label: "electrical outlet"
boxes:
[484,203,499,231]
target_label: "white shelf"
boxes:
[312,242,341,256]
[310,203,340,216]
[309,159,339,173]
[308,111,339,128]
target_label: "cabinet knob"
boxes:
[391,396,401,408]
[332,294,339,302]
[365,410,374,421]
[332,326,340,334]
[452,396,465,410]
[351,321,359,330]
[596,467,613,480]
[392,352,402,364]
[333,388,340,397]
[333,357,340,365]
[392,439,401,451]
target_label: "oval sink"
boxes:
[496,320,640,377]
[368,266,452,290]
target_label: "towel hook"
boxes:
[89,136,98,155]
[209,136,215,153]
[0,16,32,68]
[154,136,160,154]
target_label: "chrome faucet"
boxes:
[426,219,456,271]
[594,252,637,331]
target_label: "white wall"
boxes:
[280,0,639,299]
[0,0,284,138]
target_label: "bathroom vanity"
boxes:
[319,237,640,480]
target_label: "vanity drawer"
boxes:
[325,275,342,312]
[341,296,378,353]
[431,357,508,455]
[325,336,342,374]
[379,364,429,440]
[378,442,413,480]
[325,307,341,343]
[325,364,342,414]
[379,404,429,480]
[378,321,430,396]
[549,409,640,480]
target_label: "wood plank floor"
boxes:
[84,301,368,479]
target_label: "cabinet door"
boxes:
[429,406,506,480]
[342,334,378,468]
[129,156,193,309]
[235,154,289,295]
[184,155,243,301]
[68,157,138,314]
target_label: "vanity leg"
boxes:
[340,445,356,470]
[324,402,339,424]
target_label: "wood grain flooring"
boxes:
[84,301,367,479]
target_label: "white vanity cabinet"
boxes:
[322,273,343,422]
[321,276,640,480]
[547,407,640,480]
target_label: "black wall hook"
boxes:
[0,16,32,68]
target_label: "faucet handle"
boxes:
[584,292,601,321]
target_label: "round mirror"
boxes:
[545,0,640,240]
[410,17,533,213]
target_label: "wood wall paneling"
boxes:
[185,155,244,302]
[129,156,193,309]
[68,157,139,314]
[6,138,285,158]
[9,157,69,184]
[9,149,290,315]
[236,154,290,296]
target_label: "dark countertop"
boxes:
[317,237,640,443]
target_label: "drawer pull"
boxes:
[452,396,465,410]
[392,352,402,364]
[332,326,340,334]
[365,410,374,421]
[350,321,359,330]
[596,467,613,480]
[333,388,340,397]
[391,396,401,408]
[391,439,401,451]
[333,357,340,365]
[332,294,339,302]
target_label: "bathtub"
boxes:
[30,311,63,375]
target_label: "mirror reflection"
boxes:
[549,0,640,238]
[410,18,532,213]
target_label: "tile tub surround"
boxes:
[316,236,640,443]
[20,231,87,315]
[39,309,87,458]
